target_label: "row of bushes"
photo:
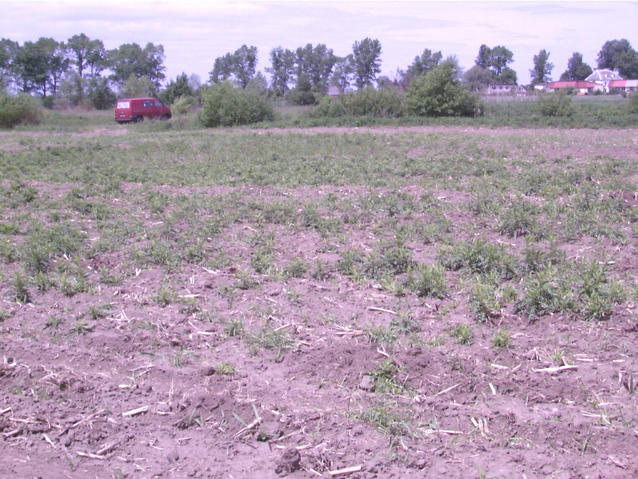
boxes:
[200,61,483,126]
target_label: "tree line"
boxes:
[1,33,637,110]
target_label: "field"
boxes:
[1,115,637,478]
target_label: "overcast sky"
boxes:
[1,0,637,85]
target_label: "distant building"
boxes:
[486,84,526,96]
[608,79,638,93]
[585,69,623,93]
[548,80,597,95]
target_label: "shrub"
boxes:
[312,87,403,118]
[438,238,516,279]
[171,95,197,115]
[629,91,638,114]
[537,92,573,117]
[404,60,481,117]
[0,94,42,128]
[87,77,116,110]
[409,263,447,298]
[200,81,274,127]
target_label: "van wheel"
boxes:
[134,116,143,123]
[161,114,170,121]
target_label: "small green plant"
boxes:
[223,319,244,337]
[359,404,412,437]
[285,257,308,278]
[45,315,63,329]
[87,304,111,320]
[235,270,258,290]
[492,329,512,349]
[369,359,404,394]
[310,258,331,280]
[215,362,236,375]
[13,271,30,303]
[72,320,93,335]
[248,325,292,358]
[470,278,501,322]
[409,263,447,298]
[153,285,176,307]
[439,238,516,279]
[451,324,473,345]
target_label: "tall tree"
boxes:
[463,65,493,91]
[560,52,593,81]
[530,49,553,85]
[67,33,106,78]
[330,55,354,91]
[160,73,194,105]
[294,43,337,94]
[351,38,382,89]
[474,44,517,84]
[0,38,19,90]
[407,48,442,80]
[13,37,68,96]
[267,46,296,96]
[108,42,166,88]
[597,39,638,78]
[209,45,257,88]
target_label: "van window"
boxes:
[117,101,130,109]
[155,100,163,107]
[143,100,154,107]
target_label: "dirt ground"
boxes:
[1,127,637,478]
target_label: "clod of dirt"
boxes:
[359,375,375,392]
[201,366,216,376]
[275,448,301,476]
[167,449,180,463]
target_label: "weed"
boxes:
[470,278,501,322]
[310,258,331,280]
[153,285,176,307]
[367,325,397,346]
[248,325,292,358]
[285,257,308,278]
[251,246,273,274]
[409,263,447,298]
[359,404,412,437]
[492,329,512,349]
[72,320,93,335]
[172,349,191,368]
[514,266,574,320]
[497,197,539,238]
[439,238,516,279]
[223,319,244,337]
[235,270,258,290]
[13,271,30,303]
[364,236,413,279]
[87,304,111,320]
[369,359,405,394]
[451,324,473,345]
[45,315,63,329]
[215,362,236,375]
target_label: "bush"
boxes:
[312,87,403,118]
[629,92,638,114]
[200,81,274,127]
[537,92,573,117]
[87,78,116,110]
[0,94,43,128]
[404,60,481,117]
[171,95,197,115]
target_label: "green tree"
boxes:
[330,55,354,91]
[597,39,638,78]
[267,46,295,96]
[0,38,19,90]
[209,45,257,88]
[351,38,382,89]
[120,74,157,98]
[67,33,106,78]
[475,44,517,84]
[530,49,553,85]
[463,65,493,91]
[560,52,593,81]
[406,48,442,81]
[108,42,166,89]
[86,77,115,109]
[287,73,316,105]
[294,43,337,94]
[404,58,480,117]
[13,37,69,97]
[160,73,194,105]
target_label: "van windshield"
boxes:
[117,101,130,109]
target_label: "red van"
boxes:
[114,97,172,123]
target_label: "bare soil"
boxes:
[1,127,637,478]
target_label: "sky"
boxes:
[1,0,637,85]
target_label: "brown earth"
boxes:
[1,127,637,478]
